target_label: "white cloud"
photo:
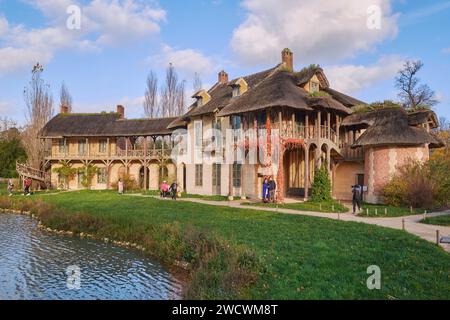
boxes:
[231,0,399,66]
[0,0,166,75]
[325,55,404,94]
[150,45,215,78]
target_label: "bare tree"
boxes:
[22,63,54,169]
[143,71,159,118]
[60,82,73,112]
[160,63,179,117]
[193,72,202,92]
[176,80,186,116]
[395,60,438,109]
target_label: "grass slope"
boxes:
[18,190,450,299]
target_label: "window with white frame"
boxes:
[98,139,107,154]
[97,167,107,184]
[195,164,203,186]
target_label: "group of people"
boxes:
[160,181,178,200]
[5,178,32,196]
[262,176,277,203]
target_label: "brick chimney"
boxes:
[60,105,69,114]
[281,48,293,72]
[218,70,228,84]
[116,105,125,119]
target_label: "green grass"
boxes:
[357,202,424,217]
[142,190,229,201]
[5,190,450,299]
[242,199,348,213]
[421,214,450,226]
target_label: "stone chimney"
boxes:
[117,105,125,119]
[60,105,69,114]
[218,70,229,84]
[281,48,294,72]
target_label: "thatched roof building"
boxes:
[342,108,444,148]
[40,113,179,138]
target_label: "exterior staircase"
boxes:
[16,161,51,189]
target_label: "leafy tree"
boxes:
[310,164,332,202]
[0,132,27,177]
[78,164,98,189]
[395,60,438,110]
[52,160,77,189]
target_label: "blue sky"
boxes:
[0,0,449,124]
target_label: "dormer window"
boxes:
[229,78,248,98]
[232,86,241,98]
[310,81,319,93]
[192,90,211,107]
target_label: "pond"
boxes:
[0,213,182,300]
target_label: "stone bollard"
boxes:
[402,219,405,231]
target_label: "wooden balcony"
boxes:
[340,145,364,161]
[45,148,173,161]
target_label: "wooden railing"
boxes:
[340,145,364,160]
[46,148,173,159]
[16,162,50,182]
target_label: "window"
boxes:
[212,119,222,147]
[232,163,242,188]
[212,163,221,187]
[97,168,107,184]
[197,97,203,107]
[58,139,66,154]
[195,164,203,186]
[231,116,241,143]
[232,86,241,97]
[194,121,203,147]
[310,81,319,93]
[78,140,87,156]
[98,139,107,154]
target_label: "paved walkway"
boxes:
[126,194,450,252]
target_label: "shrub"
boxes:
[382,159,448,209]
[310,164,332,202]
[111,173,138,191]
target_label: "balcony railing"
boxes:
[46,148,173,159]
[340,145,364,160]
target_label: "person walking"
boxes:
[351,184,362,214]
[24,178,32,196]
[160,181,169,198]
[268,176,277,203]
[118,178,124,195]
[7,179,14,196]
[262,177,269,203]
[169,181,178,200]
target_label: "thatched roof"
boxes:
[218,67,355,117]
[407,109,439,128]
[350,108,444,148]
[323,88,366,107]
[184,66,278,118]
[40,113,178,138]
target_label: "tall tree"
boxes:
[193,72,202,92]
[143,71,159,118]
[22,63,54,169]
[160,63,178,117]
[59,82,73,112]
[395,60,438,109]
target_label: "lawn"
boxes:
[357,202,424,217]
[421,214,450,226]
[142,190,229,201]
[242,199,348,213]
[7,190,449,299]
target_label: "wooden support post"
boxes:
[327,112,331,139]
[317,111,321,139]
[304,146,309,199]
[336,115,340,144]
[292,112,296,137]
[305,114,309,139]
[436,230,440,245]
[402,219,405,231]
